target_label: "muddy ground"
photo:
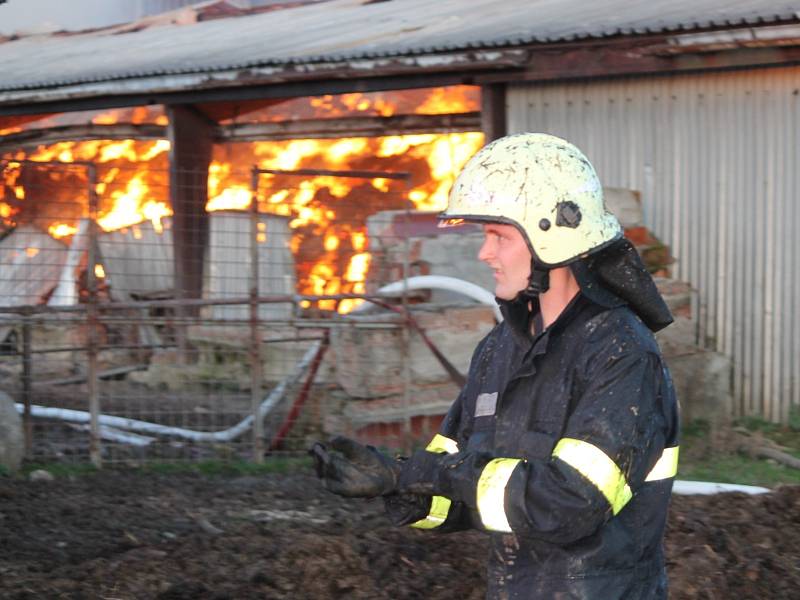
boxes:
[0,471,798,600]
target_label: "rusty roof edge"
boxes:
[0,48,529,106]
[0,11,798,96]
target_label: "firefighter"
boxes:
[312,133,680,599]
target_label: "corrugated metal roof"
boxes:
[0,0,798,93]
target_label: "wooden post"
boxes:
[21,308,32,457]
[249,167,264,463]
[481,84,507,143]
[166,105,214,310]
[87,164,101,468]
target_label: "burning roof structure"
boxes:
[0,86,484,314]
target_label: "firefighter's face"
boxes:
[478,223,532,300]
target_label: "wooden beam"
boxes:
[0,123,166,153]
[33,364,149,387]
[217,111,481,141]
[475,42,800,85]
[167,105,213,306]
[0,113,56,131]
[480,85,506,142]
[194,98,291,123]
[0,113,482,152]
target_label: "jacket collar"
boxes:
[497,292,589,351]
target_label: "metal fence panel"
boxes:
[508,66,800,421]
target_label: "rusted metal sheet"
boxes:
[49,218,89,307]
[0,223,67,308]
[206,211,296,321]
[507,64,800,422]
[97,219,175,300]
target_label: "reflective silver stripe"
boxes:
[552,438,632,515]
[476,458,522,533]
[410,434,460,529]
[645,446,679,482]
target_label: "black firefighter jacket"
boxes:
[386,293,680,600]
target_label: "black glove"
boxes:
[309,435,400,498]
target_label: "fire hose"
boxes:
[15,339,324,446]
[356,275,505,387]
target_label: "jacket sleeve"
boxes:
[397,345,677,545]
[383,388,477,532]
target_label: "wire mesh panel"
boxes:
[1,160,94,464]
[0,120,491,467]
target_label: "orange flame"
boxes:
[49,223,78,238]
[203,130,484,312]
[3,87,483,313]
[2,138,171,235]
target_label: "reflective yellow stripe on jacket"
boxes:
[475,442,680,532]
[645,446,679,481]
[476,458,522,532]
[411,434,459,529]
[553,439,680,514]
[552,438,633,515]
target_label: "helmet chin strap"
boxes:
[515,259,550,302]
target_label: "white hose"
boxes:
[672,479,770,495]
[15,340,322,443]
[356,275,502,322]
[68,423,156,447]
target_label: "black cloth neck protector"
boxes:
[505,237,673,333]
[569,237,674,332]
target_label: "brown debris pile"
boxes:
[0,472,797,599]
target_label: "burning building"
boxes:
[1,87,484,315]
[0,79,494,461]
[1,0,798,466]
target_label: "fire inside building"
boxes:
[0,83,502,464]
[0,87,484,313]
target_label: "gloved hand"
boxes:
[309,435,400,498]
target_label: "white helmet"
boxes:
[440,133,622,267]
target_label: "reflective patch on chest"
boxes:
[475,392,498,417]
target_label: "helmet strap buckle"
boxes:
[519,263,550,300]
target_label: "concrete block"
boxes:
[656,315,697,358]
[330,303,495,398]
[0,391,24,473]
[604,187,643,228]
[666,349,733,428]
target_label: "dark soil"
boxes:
[0,471,798,599]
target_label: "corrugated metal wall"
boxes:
[507,66,800,422]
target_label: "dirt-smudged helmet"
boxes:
[440,133,622,267]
